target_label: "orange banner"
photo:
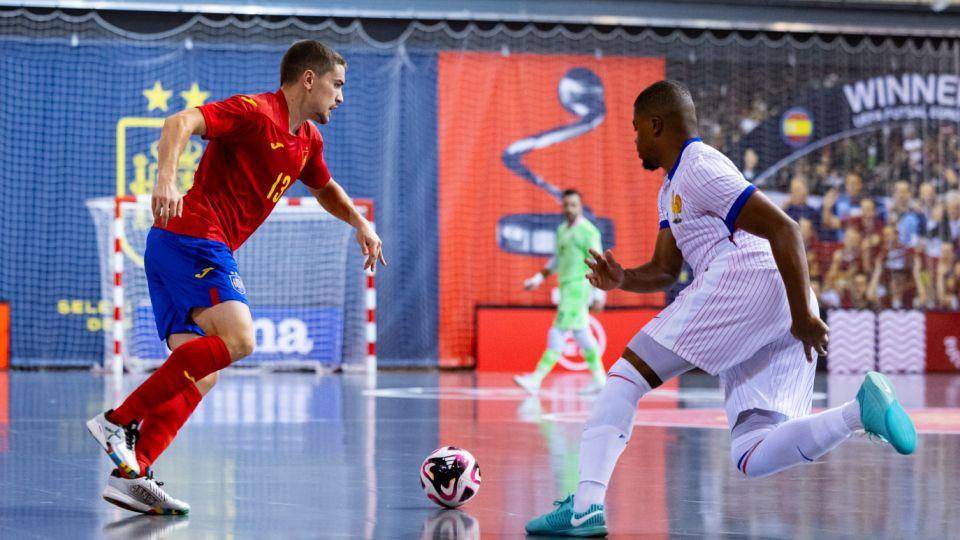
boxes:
[438,52,667,366]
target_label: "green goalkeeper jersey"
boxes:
[553,217,602,286]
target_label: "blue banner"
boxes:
[0,39,438,366]
[133,306,345,366]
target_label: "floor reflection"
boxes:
[0,370,957,538]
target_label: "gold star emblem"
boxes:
[180,82,210,109]
[142,81,173,112]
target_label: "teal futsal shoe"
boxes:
[525,494,607,537]
[857,371,917,455]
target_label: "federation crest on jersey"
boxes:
[229,271,246,294]
[671,193,683,223]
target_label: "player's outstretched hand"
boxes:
[791,311,829,363]
[356,223,386,272]
[152,182,183,227]
[585,248,624,291]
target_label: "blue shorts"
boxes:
[144,228,249,341]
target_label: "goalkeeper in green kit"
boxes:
[515,189,607,395]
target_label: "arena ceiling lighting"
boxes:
[3,0,960,36]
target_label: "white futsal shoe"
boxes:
[513,373,542,395]
[86,410,141,478]
[102,469,190,515]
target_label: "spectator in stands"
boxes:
[848,273,874,309]
[915,248,937,309]
[783,175,823,233]
[943,167,958,192]
[936,242,958,310]
[946,191,960,244]
[822,172,863,239]
[889,180,925,247]
[918,182,938,226]
[946,255,960,310]
[917,182,943,272]
[879,224,912,275]
[846,197,882,233]
[926,190,959,260]
[869,225,918,309]
[826,226,865,293]
[848,198,884,272]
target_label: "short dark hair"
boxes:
[633,80,693,114]
[562,189,582,199]
[280,40,346,85]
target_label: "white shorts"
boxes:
[637,252,819,427]
[642,255,793,376]
[625,326,816,429]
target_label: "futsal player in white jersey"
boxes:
[526,80,917,537]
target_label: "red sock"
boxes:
[136,383,202,472]
[110,335,230,426]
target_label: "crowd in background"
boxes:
[734,122,960,311]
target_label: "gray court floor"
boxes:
[0,369,958,539]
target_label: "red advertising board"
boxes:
[476,306,660,372]
[925,311,960,372]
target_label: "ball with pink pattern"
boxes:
[419,446,481,508]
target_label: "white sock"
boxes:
[574,481,605,511]
[841,399,863,431]
[731,407,852,478]
[573,359,651,512]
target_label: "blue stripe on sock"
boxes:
[797,445,815,462]
[737,450,749,471]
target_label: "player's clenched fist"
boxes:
[585,248,624,291]
[152,181,183,227]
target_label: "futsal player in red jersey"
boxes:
[86,40,384,514]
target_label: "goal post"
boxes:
[86,195,376,375]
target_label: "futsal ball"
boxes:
[419,446,481,508]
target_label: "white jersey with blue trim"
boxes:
[657,139,775,276]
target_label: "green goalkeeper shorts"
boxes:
[553,280,591,331]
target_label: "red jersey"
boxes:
[158,89,331,251]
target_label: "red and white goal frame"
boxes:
[106,195,376,375]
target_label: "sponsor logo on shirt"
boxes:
[240,96,258,107]
[270,142,284,150]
